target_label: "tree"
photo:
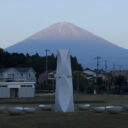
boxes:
[0,49,83,78]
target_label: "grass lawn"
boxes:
[0,94,128,128]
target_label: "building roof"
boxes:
[0,67,35,73]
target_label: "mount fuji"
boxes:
[5,22,128,69]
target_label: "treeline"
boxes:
[0,48,83,77]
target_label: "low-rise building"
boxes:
[112,70,128,80]
[83,68,96,80]
[0,67,36,98]
[38,70,56,84]
[0,67,36,82]
[0,82,35,98]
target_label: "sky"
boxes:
[0,0,128,49]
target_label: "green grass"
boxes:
[0,94,128,128]
[0,109,128,128]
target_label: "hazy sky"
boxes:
[0,0,128,49]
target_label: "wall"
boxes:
[0,87,10,98]
[19,87,35,98]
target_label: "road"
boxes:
[0,100,105,104]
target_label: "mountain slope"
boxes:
[5,22,128,69]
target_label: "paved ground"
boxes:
[0,100,105,104]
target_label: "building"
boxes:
[0,82,35,98]
[112,70,128,80]
[48,71,56,82]
[38,71,56,90]
[0,67,36,82]
[38,70,56,84]
[83,68,96,80]
[0,67,36,98]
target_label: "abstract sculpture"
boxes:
[55,49,74,112]
[93,106,105,113]
[23,107,36,113]
[8,107,23,115]
[38,104,52,111]
[77,104,91,110]
[106,106,123,114]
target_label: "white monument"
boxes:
[55,49,74,112]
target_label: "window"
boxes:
[8,74,14,78]
[0,85,7,87]
[21,85,32,87]
[28,73,31,78]
[0,73,3,77]
[21,73,24,77]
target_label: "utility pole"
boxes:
[45,49,50,84]
[77,72,80,94]
[94,56,101,95]
[104,60,107,72]
[96,56,101,70]
[104,60,107,93]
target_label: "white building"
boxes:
[0,82,35,98]
[83,68,96,80]
[0,67,36,82]
[0,67,36,98]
